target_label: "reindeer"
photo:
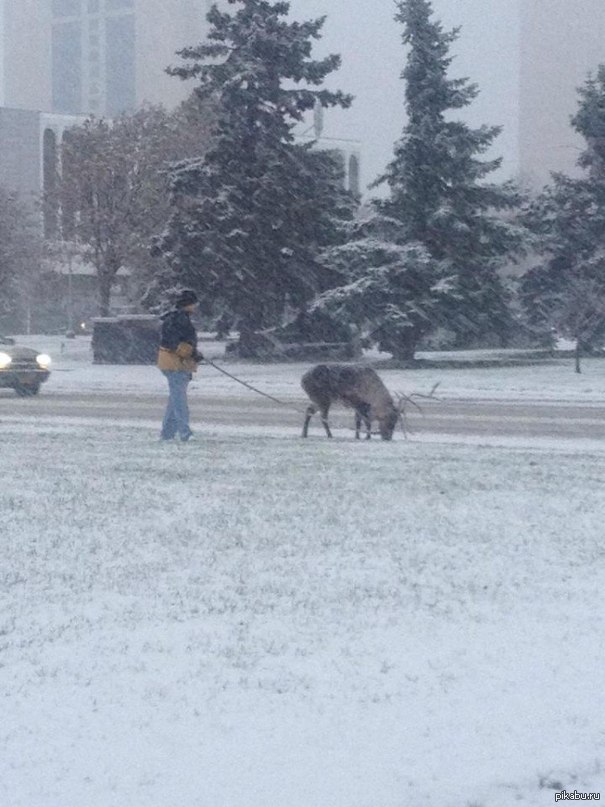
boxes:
[301,364,401,441]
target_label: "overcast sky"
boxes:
[288,0,521,194]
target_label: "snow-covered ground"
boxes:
[2,337,605,807]
[12,333,605,405]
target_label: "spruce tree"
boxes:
[158,0,354,355]
[521,66,605,371]
[372,0,523,352]
[315,213,451,360]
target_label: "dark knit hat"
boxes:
[175,289,199,308]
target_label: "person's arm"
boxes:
[173,312,203,362]
[175,342,194,358]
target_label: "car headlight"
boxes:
[36,354,52,369]
[0,352,12,369]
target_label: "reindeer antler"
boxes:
[410,382,441,402]
[394,383,441,439]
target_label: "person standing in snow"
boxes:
[157,289,203,441]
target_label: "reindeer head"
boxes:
[378,406,401,440]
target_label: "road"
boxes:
[2,390,605,442]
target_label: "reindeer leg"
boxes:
[320,406,333,438]
[302,404,316,437]
[356,403,371,439]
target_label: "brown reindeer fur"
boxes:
[301,364,399,440]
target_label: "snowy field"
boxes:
[2,336,605,806]
[11,333,605,406]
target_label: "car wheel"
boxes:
[14,383,41,397]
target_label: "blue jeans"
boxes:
[161,370,193,440]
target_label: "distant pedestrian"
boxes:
[157,289,203,441]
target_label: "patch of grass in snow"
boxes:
[2,423,605,806]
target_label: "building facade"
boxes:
[2,0,217,117]
[0,106,82,201]
[0,106,133,332]
[3,1,605,191]
[1,0,361,198]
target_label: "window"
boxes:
[43,129,59,239]
[52,0,81,17]
[51,0,137,116]
[60,131,77,240]
[105,13,135,115]
[52,21,83,113]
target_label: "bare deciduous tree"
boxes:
[0,188,43,333]
[56,102,214,315]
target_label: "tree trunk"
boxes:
[237,314,265,358]
[575,339,582,374]
[98,262,118,317]
[350,327,363,360]
[98,275,112,317]
[389,332,419,363]
[391,346,417,363]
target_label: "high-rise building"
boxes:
[0,0,361,196]
[0,0,5,106]
[2,1,605,191]
[2,0,217,117]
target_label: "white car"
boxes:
[0,335,52,396]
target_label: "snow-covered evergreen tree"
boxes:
[315,214,452,360]
[349,0,523,355]
[521,66,605,370]
[158,0,354,355]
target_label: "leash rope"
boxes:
[205,359,300,409]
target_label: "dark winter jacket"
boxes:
[157,309,202,372]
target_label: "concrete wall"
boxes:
[0,0,5,106]
[3,0,52,112]
[0,107,42,199]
